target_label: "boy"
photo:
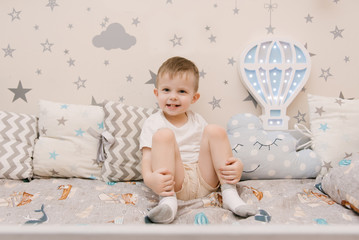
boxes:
[139,56,256,223]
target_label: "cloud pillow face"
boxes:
[227,113,321,180]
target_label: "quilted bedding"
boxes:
[1,178,358,225]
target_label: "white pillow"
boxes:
[308,94,359,179]
[33,100,104,179]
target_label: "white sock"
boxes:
[221,184,257,218]
[147,195,177,223]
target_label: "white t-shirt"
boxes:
[139,110,208,163]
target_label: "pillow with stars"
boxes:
[307,94,359,180]
[33,100,105,179]
[227,113,321,180]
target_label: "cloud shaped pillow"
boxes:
[227,113,321,180]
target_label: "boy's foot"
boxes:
[221,184,257,218]
[147,195,177,224]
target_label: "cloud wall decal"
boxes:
[92,23,136,50]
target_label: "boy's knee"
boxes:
[152,128,176,143]
[204,124,227,139]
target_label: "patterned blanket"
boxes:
[0,178,358,225]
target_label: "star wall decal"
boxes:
[145,70,157,86]
[330,26,344,39]
[304,14,313,23]
[208,96,222,110]
[233,0,239,15]
[199,69,206,79]
[339,91,354,100]
[8,8,21,21]
[91,96,102,106]
[74,77,87,90]
[67,58,75,67]
[46,0,59,11]
[227,57,236,66]
[208,34,216,43]
[304,43,316,57]
[293,110,306,124]
[41,39,54,52]
[344,56,350,63]
[2,44,15,57]
[319,68,333,82]
[8,81,32,102]
[243,92,258,108]
[170,34,182,47]
[126,75,133,82]
[132,18,140,26]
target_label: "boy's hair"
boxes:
[156,56,200,92]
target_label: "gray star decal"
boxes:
[330,26,344,39]
[74,77,87,90]
[199,69,206,79]
[170,34,182,47]
[8,81,32,102]
[41,39,54,52]
[67,58,75,67]
[208,96,221,110]
[244,92,258,108]
[2,44,15,57]
[208,34,216,43]
[293,110,306,124]
[228,57,236,66]
[145,70,157,86]
[304,14,313,23]
[319,68,333,82]
[132,18,140,26]
[8,8,21,21]
[46,0,59,11]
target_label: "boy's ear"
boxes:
[192,93,200,103]
[153,88,158,96]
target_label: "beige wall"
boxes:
[1,0,358,128]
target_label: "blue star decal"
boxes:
[75,128,85,136]
[49,151,59,160]
[98,122,104,129]
[60,104,69,109]
[319,123,329,132]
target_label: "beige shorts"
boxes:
[176,163,219,201]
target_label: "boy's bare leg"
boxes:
[147,128,184,223]
[198,125,257,217]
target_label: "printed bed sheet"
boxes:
[0,178,358,225]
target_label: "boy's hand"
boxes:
[146,168,175,197]
[219,157,243,184]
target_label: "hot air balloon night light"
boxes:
[238,39,311,130]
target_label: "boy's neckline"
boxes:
[162,111,189,128]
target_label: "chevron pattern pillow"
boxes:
[102,101,158,181]
[0,111,37,180]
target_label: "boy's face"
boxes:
[154,72,200,119]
